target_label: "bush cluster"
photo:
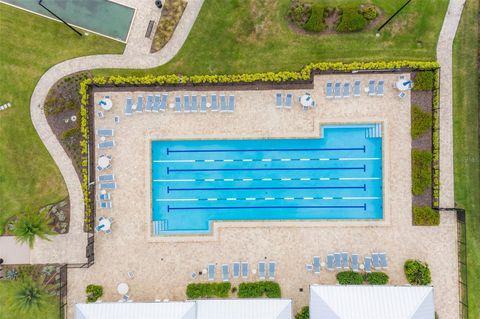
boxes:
[335,7,368,33]
[336,271,364,285]
[411,149,433,196]
[295,306,310,319]
[413,71,434,91]
[364,272,389,285]
[186,282,231,299]
[411,104,433,139]
[289,2,312,27]
[404,260,431,285]
[86,284,103,303]
[304,4,326,32]
[359,6,378,20]
[237,281,281,298]
[413,206,440,225]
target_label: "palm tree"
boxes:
[13,211,55,248]
[10,278,48,315]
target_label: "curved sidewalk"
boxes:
[28,0,204,264]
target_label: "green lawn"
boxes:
[0,4,124,234]
[0,281,59,319]
[97,0,448,77]
[452,0,479,316]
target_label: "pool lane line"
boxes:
[156,197,381,202]
[167,203,367,212]
[153,177,382,182]
[166,146,366,154]
[153,157,380,163]
[167,165,366,174]
[167,184,366,193]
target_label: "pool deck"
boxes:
[66,73,459,318]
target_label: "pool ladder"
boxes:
[152,220,168,235]
[365,124,382,138]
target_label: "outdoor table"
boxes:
[206,102,211,108]
[396,80,413,91]
[169,103,174,109]
[300,94,314,108]
[117,283,129,295]
[98,217,111,232]
[99,98,113,111]
[359,264,365,270]
[98,155,110,169]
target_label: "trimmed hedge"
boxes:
[336,7,368,32]
[238,281,281,298]
[413,206,440,225]
[79,61,439,228]
[412,149,432,196]
[413,71,434,91]
[364,272,389,285]
[295,306,310,319]
[86,284,103,303]
[336,271,364,285]
[404,260,431,285]
[411,104,433,139]
[186,282,231,299]
[304,4,326,32]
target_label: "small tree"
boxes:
[13,211,55,248]
[404,260,431,285]
[10,278,48,315]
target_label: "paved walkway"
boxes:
[25,0,205,264]
[437,0,466,209]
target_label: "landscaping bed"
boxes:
[410,70,440,225]
[151,0,187,52]
[186,281,281,299]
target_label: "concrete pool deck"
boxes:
[64,72,459,318]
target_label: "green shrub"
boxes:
[86,284,103,303]
[404,260,431,285]
[295,306,310,319]
[364,272,389,285]
[186,283,231,299]
[238,281,281,298]
[412,149,432,195]
[304,4,326,32]
[360,6,378,20]
[413,71,434,91]
[336,7,368,32]
[336,271,364,285]
[413,206,440,225]
[289,3,311,27]
[411,104,433,139]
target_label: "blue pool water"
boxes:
[152,124,383,235]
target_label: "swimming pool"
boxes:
[151,124,383,235]
[2,0,134,42]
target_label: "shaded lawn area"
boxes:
[452,0,479,316]
[0,3,125,233]
[0,281,59,319]
[96,0,448,77]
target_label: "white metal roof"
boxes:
[75,301,196,319]
[196,299,292,319]
[309,285,435,319]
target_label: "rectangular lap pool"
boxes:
[152,124,383,235]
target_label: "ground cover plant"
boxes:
[0,4,124,234]
[186,283,231,299]
[411,149,433,196]
[97,0,448,77]
[364,272,389,285]
[404,260,431,285]
[295,306,309,319]
[411,104,433,139]
[452,0,479,315]
[303,4,326,32]
[336,271,364,285]
[237,281,281,298]
[413,71,434,91]
[413,206,440,226]
[335,6,368,32]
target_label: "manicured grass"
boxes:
[411,149,432,196]
[452,0,479,316]
[97,0,448,76]
[411,104,433,139]
[0,4,124,233]
[0,281,59,319]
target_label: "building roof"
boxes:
[309,285,435,319]
[75,301,196,319]
[196,299,292,319]
[75,299,292,319]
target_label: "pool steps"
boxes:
[365,124,382,139]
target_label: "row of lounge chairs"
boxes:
[98,174,114,209]
[124,94,235,115]
[208,261,276,282]
[275,93,293,108]
[96,129,116,150]
[307,252,387,273]
[325,80,384,98]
